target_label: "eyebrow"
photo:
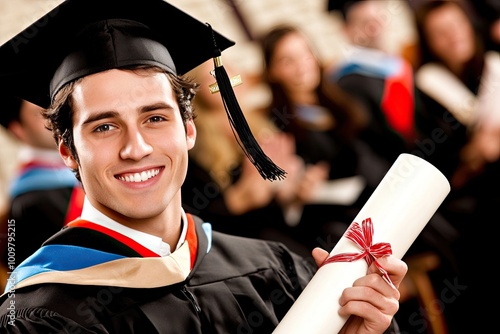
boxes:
[140,102,176,113]
[81,102,176,126]
[82,111,120,126]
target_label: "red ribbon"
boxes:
[321,217,396,289]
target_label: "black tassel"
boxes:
[207,25,286,181]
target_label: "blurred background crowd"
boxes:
[1,0,499,333]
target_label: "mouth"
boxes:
[116,168,161,183]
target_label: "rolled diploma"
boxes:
[273,153,451,334]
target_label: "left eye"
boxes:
[148,116,166,123]
[94,124,116,132]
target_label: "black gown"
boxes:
[0,214,314,333]
[0,214,398,333]
[1,161,83,269]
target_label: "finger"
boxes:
[368,255,408,289]
[311,247,329,267]
[338,298,394,334]
[339,284,399,333]
[342,276,400,311]
[348,280,398,329]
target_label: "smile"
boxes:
[117,168,161,183]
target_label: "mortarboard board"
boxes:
[0,0,285,180]
[0,0,235,108]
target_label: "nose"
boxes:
[119,127,153,160]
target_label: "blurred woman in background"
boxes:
[415,0,500,187]
[181,60,313,256]
[259,24,371,251]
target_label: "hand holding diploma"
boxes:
[312,249,407,334]
[275,154,451,334]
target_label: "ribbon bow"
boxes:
[321,217,395,289]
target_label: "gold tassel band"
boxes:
[213,56,223,68]
[209,74,242,94]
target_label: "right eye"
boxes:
[94,123,116,133]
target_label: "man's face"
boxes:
[344,1,386,50]
[60,69,196,226]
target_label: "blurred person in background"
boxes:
[0,130,17,215]
[413,0,500,331]
[327,0,423,180]
[414,0,500,218]
[259,23,372,253]
[181,60,312,256]
[0,97,83,287]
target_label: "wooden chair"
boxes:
[399,252,448,334]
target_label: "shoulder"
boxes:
[192,214,314,273]
[207,230,317,283]
[331,49,402,81]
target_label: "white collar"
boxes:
[339,45,390,65]
[80,196,188,257]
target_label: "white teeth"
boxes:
[118,168,160,183]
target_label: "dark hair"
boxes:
[327,0,358,20]
[414,0,485,90]
[43,65,198,181]
[259,24,367,140]
[260,25,324,132]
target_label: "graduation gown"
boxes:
[1,158,84,267]
[0,214,318,333]
[329,47,418,166]
[0,213,401,334]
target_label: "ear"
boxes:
[58,140,79,170]
[7,120,26,142]
[185,118,197,150]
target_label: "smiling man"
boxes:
[66,69,190,242]
[0,0,406,333]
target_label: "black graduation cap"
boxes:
[0,0,285,180]
[327,0,361,19]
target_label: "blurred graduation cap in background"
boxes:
[0,96,23,129]
[327,0,362,19]
[0,0,285,180]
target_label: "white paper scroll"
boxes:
[273,153,450,334]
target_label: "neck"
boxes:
[128,207,182,247]
[89,196,183,247]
